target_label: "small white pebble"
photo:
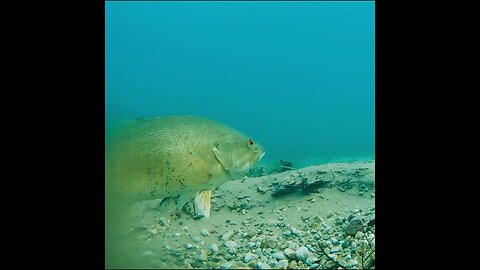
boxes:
[211,243,219,253]
[201,228,210,236]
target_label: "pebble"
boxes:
[243,253,257,263]
[291,227,304,237]
[355,231,365,239]
[341,241,350,248]
[287,241,296,249]
[330,246,340,253]
[331,237,338,245]
[224,241,238,248]
[348,260,359,267]
[267,236,278,248]
[306,256,318,266]
[272,251,286,260]
[267,219,278,226]
[247,242,256,248]
[257,262,271,269]
[211,243,219,253]
[222,231,234,241]
[186,243,193,249]
[351,242,357,248]
[220,262,233,269]
[283,248,295,259]
[174,232,182,237]
[267,258,277,266]
[201,228,210,236]
[282,230,292,237]
[195,250,208,262]
[275,259,288,268]
[325,261,337,268]
[345,216,364,235]
[295,246,310,262]
[247,260,257,268]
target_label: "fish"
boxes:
[105,115,265,218]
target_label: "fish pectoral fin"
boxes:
[193,190,212,219]
[213,145,233,171]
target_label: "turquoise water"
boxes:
[106,1,374,167]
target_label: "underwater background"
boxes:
[106,1,374,172]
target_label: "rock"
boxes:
[325,261,337,268]
[220,262,233,269]
[348,260,359,268]
[245,259,256,268]
[299,175,331,194]
[306,256,318,266]
[186,243,193,249]
[243,253,257,263]
[195,250,209,262]
[330,246,340,253]
[287,241,296,249]
[288,260,298,269]
[201,228,210,236]
[224,241,238,248]
[257,262,272,269]
[272,251,286,260]
[222,231,234,241]
[275,259,289,268]
[267,258,277,267]
[355,231,365,240]
[247,241,256,248]
[282,230,292,237]
[283,248,295,259]
[271,181,298,197]
[344,216,364,235]
[351,242,357,249]
[295,246,310,262]
[174,232,182,237]
[291,227,304,237]
[211,243,219,253]
[267,236,278,248]
[266,219,278,227]
[341,241,350,248]
[331,237,338,245]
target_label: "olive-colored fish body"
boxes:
[106,115,265,209]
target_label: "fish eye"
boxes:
[247,139,254,146]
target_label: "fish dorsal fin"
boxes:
[213,135,235,171]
